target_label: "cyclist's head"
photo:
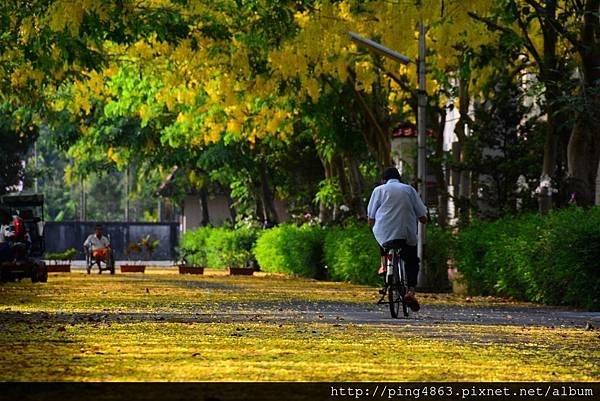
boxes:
[382,167,401,183]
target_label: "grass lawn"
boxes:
[0,269,598,381]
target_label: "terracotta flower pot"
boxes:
[120,264,146,273]
[179,265,204,275]
[228,267,254,276]
[47,264,71,273]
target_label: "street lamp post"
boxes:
[349,26,429,288]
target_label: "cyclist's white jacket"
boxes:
[367,179,427,247]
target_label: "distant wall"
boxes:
[182,195,290,232]
[44,221,179,260]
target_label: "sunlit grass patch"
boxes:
[0,320,597,381]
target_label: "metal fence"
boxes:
[44,221,179,261]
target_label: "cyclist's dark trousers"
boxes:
[380,239,419,288]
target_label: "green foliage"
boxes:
[455,207,600,310]
[0,103,39,194]
[323,224,380,286]
[44,248,77,261]
[322,224,454,289]
[222,249,254,269]
[425,226,453,291]
[314,178,342,209]
[254,224,325,278]
[531,207,600,310]
[180,226,259,269]
[454,219,501,295]
[469,71,544,218]
[178,223,455,289]
[205,227,258,269]
[179,226,212,266]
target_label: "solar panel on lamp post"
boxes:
[348,29,429,289]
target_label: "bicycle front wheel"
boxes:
[399,260,409,317]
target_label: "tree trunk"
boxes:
[470,165,479,220]
[224,189,236,225]
[539,0,560,213]
[347,156,367,218]
[596,158,600,205]
[258,158,279,226]
[566,0,600,206]
[432,107,448,227]
[199,186,210,226]
[454,74,472,225]
[333,154,350,213]
[567,119,599,206]
[317,154,332,223]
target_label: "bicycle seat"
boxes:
[381,239,406,250]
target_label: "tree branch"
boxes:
[523,0,583,50]
[346,67,389,159]
[469,11,544,73]
[467,11,513,35]
[514,11,545,74]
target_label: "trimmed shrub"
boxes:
[206,227,259,269]
[532,207,600,309]
[454,220,499,295]
[425,226,453,291]
[324,224,380,286]
[254,224,325,278]
[455,214,544,298]
[179,227,213,266]
[454,207,600,310]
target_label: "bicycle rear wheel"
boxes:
[388,252,401,318]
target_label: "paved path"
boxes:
[4,270,599,334]
[4,299,599,330]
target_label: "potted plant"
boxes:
[120,240,145,273]
[178,248,205,275]
[140,234,159,265]
[45,248,76,273]
[225,249,255,276]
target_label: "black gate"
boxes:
[44,222,179,261]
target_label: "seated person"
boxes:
[83,224,111,269]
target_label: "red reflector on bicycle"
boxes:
[386,254,393,261]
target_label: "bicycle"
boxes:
[377,241,409,318]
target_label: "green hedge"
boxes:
[323,224,380,286]
[181,223,455,289]
[206,227,258,269]
[322,224,453,288]
[454,207,600,310]
[425,226,453,291]
[253,224,325,278]
[179,226,212,266]
[180,226,258,268]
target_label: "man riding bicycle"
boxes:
[367,167,427,312]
